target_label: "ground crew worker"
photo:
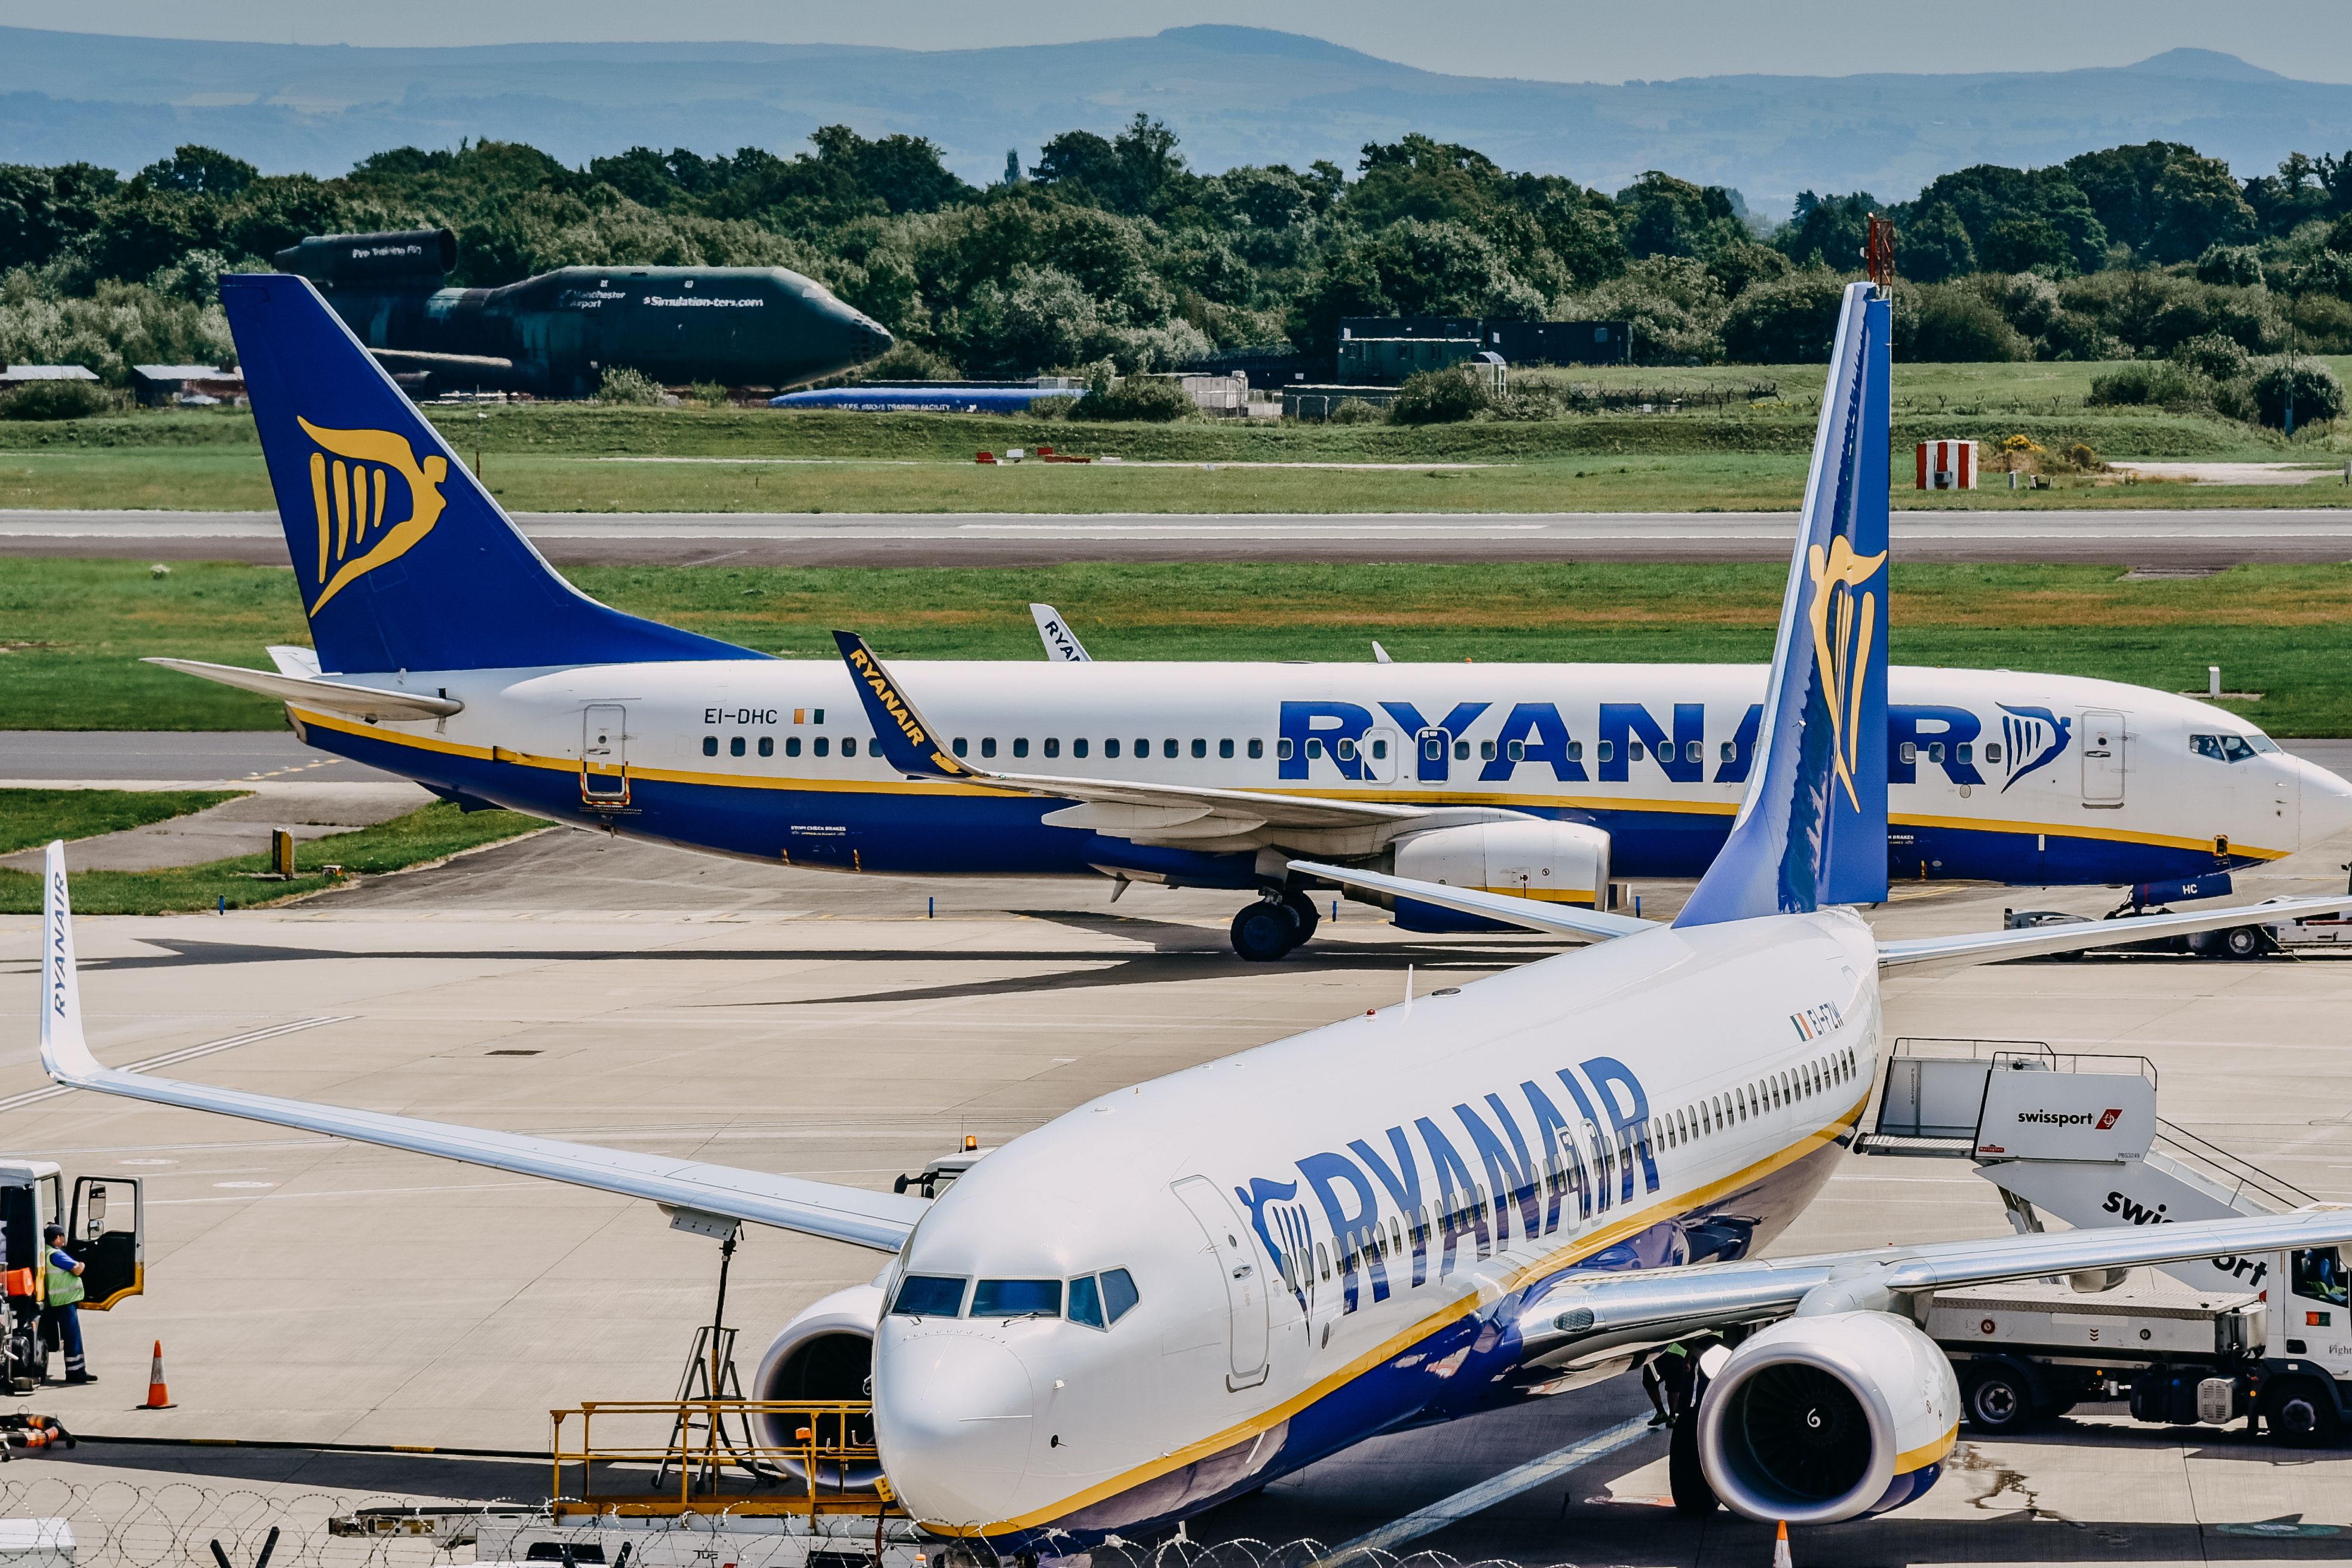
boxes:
[41,1224,94,1385]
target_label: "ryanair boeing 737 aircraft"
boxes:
[149,273,2352,957]
[45,283,2352,1543]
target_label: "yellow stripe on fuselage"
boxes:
[288,712,2290,860]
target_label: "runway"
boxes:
[8,505,2352,565]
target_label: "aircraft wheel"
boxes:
[1667,1399,1717,1514]
[1231,901,1298,963]
[1281,889,1321,947]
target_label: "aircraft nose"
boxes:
[874,1332,1038,1527]
[821,294,893,365]
[2295,754,2352,847]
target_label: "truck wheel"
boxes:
[2261,1380,2339,1447]
[1668,1402,1717,1515]
[1230,901,1297,963]
[2222,925,2267,960]
[1964,1364,2041,1434]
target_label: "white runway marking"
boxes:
[1322,1412,1655,1559]
[0,1015,350,1114]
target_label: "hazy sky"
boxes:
[4,0,2350,82]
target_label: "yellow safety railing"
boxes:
[550,1399,899,1519]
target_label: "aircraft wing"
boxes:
[35,846,921,1254]
[1517,1205,2352,1359]
[1877,894,2352,968]
[1288,860,1658,941]
[145,657,463,722]
[834,630,1525,837]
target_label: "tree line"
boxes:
[7,121,2352,387]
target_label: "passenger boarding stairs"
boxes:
[1858,1039,2319,1291]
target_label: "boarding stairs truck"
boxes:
[1857,1040,2352,1444]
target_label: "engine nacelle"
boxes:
[272,228,456,289]
[752,1282,885,1488]
[1696,1311,1959,1524]
[1388,820,1610,931]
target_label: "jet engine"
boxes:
[1386,820,1610,930]
[1695,1312,1959,1523]
[273,227,455,289]
[752,1282,886,1487]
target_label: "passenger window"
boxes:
[1192,739,1206,759]
[1105,739,1121,758]
[814,737,831,758]
[1306,739,1324,759]
[1248,739,1264,759]
[786,736,803,758]
[1074,739,1089,759]
[702,736,718,757]
[1720,740,1738,762]
[1163,739,1178,758]
[1629,740,1644,761]
[891,1275,967,1318]
[758,736,774,758]
[1101,1267,1140,1322]
[1454,740,1471,761]
[1043,738,1059,758]
[1927,742,1944,763]
[1135,737,1149,757]
[982,738,997,758]
[1277,739,1294,761]
[1480,740,1496,761]
[1566,741,1584,762]
[1219,739,1235,758]
[1898,741,1916,764]
[731,736,746,757]
[1337,738,1356,761]
[971,1279,1061,1318]
[844,737,859,757]
[1506,740,1525,762]
[1597,740,1615,762]
[1317,1243,1330,1281]
[1424,735,1443,761]
[1013,739,1030,758]
[953,737,968,757]
[1686,740,1703,764]
[1371,738,1387,760]
[1068,1274,1106,1329]
[1983,742,2002,764]
[1956,743,1973,764]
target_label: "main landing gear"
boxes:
[1231,888,1320,961]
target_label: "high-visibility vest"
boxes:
[43,1258,82,1308]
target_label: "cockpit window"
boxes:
[972,1278,1061,1318]
[891,1275,967,1318]
[1101,1267,1140,1324]
[1068,1275,1105,1329]
[2192,733,2266,764]
[2249,733,2280,753]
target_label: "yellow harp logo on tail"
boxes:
[1806,534,1887,812]
[296,416,449,613]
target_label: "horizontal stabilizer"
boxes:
[1289,859,1658,941]
[145,657,462,721]
[1879,894,2352,968]
[38,844,920,1253]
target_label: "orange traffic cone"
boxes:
[141,1340,174,1409]
[1772,1520,1792,1568]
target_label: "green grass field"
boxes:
[0,799,544,914]
[8,558,2350,732]
[0,788,243,855]
[2,354,2348,515]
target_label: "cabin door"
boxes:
[582,704,629,803]
[2081,709,2124,807]
[1170,1177,1270,1389]
[1414,727,1453,785]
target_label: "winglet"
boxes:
[39,844,102,1086]
[1674,280,1890,926]
[1030,604,1092,662]
[831,631,972,780]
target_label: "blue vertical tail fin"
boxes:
[1674,281,1889,925]
[222,274,762,675]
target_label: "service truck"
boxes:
[1,1162,145,1393]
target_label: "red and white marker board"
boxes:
[1915,440,1977,489]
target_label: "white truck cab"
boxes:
[1,1160,145,1392]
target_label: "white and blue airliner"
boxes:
[151,273,2352,957]
[45,282,2352,1544]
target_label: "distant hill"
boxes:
[5,24,2348,209]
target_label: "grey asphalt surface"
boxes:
[10,506,2352,564]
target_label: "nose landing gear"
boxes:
[1231,889,1321,961]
